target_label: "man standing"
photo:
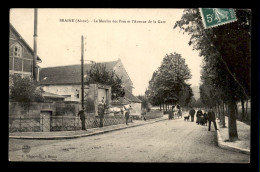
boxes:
[78,108,86,130]
[125,107,130,125]
[141,108,147,121]
[208,107,218,131]
[98,101,105,127]
[189,107,195,122]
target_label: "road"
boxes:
[9,113,250,162]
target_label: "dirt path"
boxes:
[9,113,250,162]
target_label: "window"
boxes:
[14,44,22,57]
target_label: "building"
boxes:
[9,23,67,102]
[38,58,142,115]
[9,23,42,79]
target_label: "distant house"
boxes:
[9,23,42,80]
[39,58,142,115]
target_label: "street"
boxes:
[9,113,250,162]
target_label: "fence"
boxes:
[132,111,163,120]
[9,115,133,133]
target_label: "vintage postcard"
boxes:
[9,8,251,163]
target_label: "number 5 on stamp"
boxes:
[199,8,237,29]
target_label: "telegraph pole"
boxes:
[33,8,38,82]
[81,35,84,110]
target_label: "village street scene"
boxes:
[9,8,251,163]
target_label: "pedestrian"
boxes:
[177,105,182,118]
[125,105,130,125]
[208,107,218,131]
[168,107,173,120]
[141,108,147,121]
[78,108,86,130]
[196,108,203,125]
[98,101,105,127]
[203,111,209,126]
[189,107,195,122]
[172,105,178,119]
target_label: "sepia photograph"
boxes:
[9,8,251,163]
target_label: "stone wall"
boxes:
[9,101,56,118]
[41,83,112,116]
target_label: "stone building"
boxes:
[39,59,142,115]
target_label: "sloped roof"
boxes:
[39,61,118,85]
[111,97,131,105]
[10,23,42,63]
[124,88,142,103]
[42,92,69,98]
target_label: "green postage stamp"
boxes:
[199,8,237,29]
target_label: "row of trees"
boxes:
[145,53,193,111]
[174,8,251,141]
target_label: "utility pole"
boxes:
[81,35,84,110]
[33,8,38,82]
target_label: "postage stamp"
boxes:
[199,8,237,29]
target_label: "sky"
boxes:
[10,8,202,96]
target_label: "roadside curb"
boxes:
[216,120,250,155]
[9,117,167,140]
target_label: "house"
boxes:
[9,23,42,79]
[39,58,142,115]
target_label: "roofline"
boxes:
[39,59,118,69]
[10,23,42,63]
[116,58,133,86]
[39,82,87,86]
[124,87,142,103]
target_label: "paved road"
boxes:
[9,113,250,162]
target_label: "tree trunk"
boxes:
[163,104,164,111]
[241,99,245,120]
[222,102,226,128]
[228,100,238,141]
[219,103,223,123]
[217,104,221,120]
[160,104,162,111]
[235,103,238,119]
[227,74,239,142]
[245,100,248,120]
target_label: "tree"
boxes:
[189,97,197,107]
[85,63,125,100]
[174,8,251,141]
[9,75,45,109]
[146,53,193,109]
[136,95,150,111]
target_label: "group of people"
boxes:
[189,107,218,131]
[168,105,182,120]
[77,97,133,130]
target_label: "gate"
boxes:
[40,111,52,132]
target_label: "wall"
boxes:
[42,85,80,102]
[130,102,142,116]
[9,101,56,118]
[41,84,111,116]
[113,60,133,93]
